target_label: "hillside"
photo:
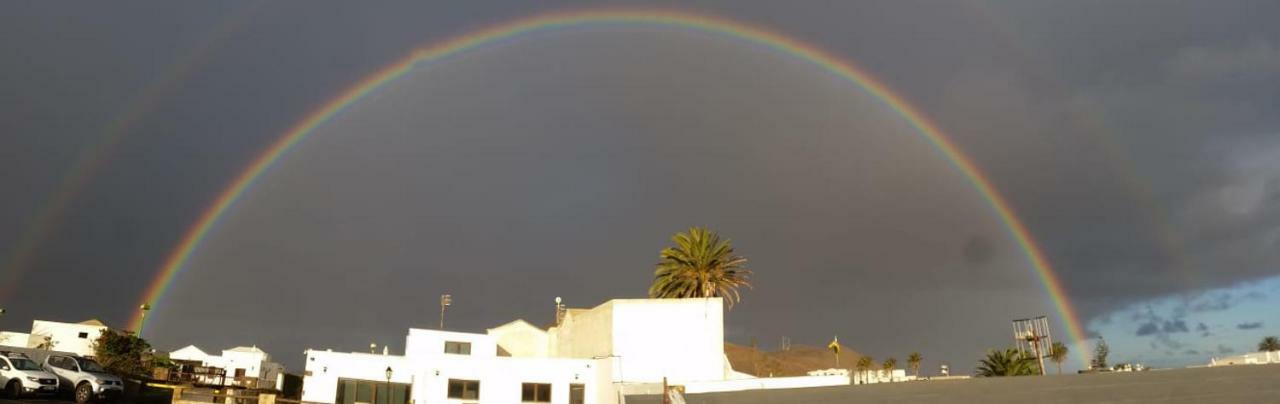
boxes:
[725,342,864,377]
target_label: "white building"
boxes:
[1209,351,1280,366]
[302,298,849,404]
[0,319,109,357]
[170,345,285,390]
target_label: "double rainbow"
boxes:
[129,8,1087,366]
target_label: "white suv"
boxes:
[0,351,59,398]
[42,355,123,403]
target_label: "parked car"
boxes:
[42,354,123,403]
[0,351,59,398]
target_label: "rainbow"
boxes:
[130,8,1089,366]
[0,2,264,302]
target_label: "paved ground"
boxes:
[0,398,67,404]
[631,364,1280,404]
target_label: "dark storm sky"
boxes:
[3,1,1280,371]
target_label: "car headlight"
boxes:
[26,376,39,382]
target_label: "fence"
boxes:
[171,387,325,404]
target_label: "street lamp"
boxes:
[137,304,151,336]
[439,294,452,330]
[384,366,393,403]
[369,343,377,354]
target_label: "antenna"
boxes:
[554,297,566,326]
[1012,316,1053,376]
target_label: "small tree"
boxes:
[907,352,923,378]
[882,357,898,382]
[856,356,874,384]
[1259,336,1280,352]
[93,330,155,378]
[1049,342,1069,375]
[1092,338,1109,370]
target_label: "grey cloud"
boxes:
[1166,41,1280,81]
[1161,320,1189,334]
[1237,322,1264,330]
[1218,344,1236,354]
[1136,323,1159,337]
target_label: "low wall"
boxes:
[683,375,850,394]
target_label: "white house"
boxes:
[170,345,285,390]
[0,319,111,357]
[302,297,849,404]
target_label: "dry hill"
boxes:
[725,342,864,377]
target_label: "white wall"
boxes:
[30,320,106,357]
[303,348,611,404]
[548,298,726,385]
[0,332,32,348]
[550,304,615,360]
[683,375,850,393]
[405,329,498,359]
[610,298,725,384]
[302,350,416,403]
[487,320,549,358]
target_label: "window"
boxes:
[569,384,585,404]
[521,383,551,402]
[443,341,471,355]
[335,378,411,404]
[235,368,246,378]
[78,332,89,339]
[447,379,479,400]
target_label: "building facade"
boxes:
[302,298,848,404]
[170,345,286,390]
[0,320,110,357]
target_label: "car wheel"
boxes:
[4,380,20,398]
[75,382,94,403]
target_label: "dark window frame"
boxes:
[569,383,586,404]
[443,341,472,355]
[447,379,480,400]
[521,382,552,402]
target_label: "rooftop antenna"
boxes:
[1012,316,1053,376]
[555,297,566,326]
[439,294,452,330]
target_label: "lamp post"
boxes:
[137,304,151,336]
[384,366,393,403]
[439,294,451,330]
[369,343,377,354]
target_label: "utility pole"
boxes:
[439,294,452,330]
[137,304,152,337]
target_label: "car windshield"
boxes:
[76,358,106,373]
[9,358,42,371]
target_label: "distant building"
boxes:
[302,298,849,404]
[1209,351,1280,367]
[853,369,910,384]
[0,319,109,357]
[169,345,285,390]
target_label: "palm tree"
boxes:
[649,227,752,308]
[856,356,874,384]
[1260,336,1280,352]
[1049,342,1069,375]
[975,348,1039,377]
[907,352,923,378]
[882,357,898,382]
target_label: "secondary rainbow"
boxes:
[130,8,1089,365]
